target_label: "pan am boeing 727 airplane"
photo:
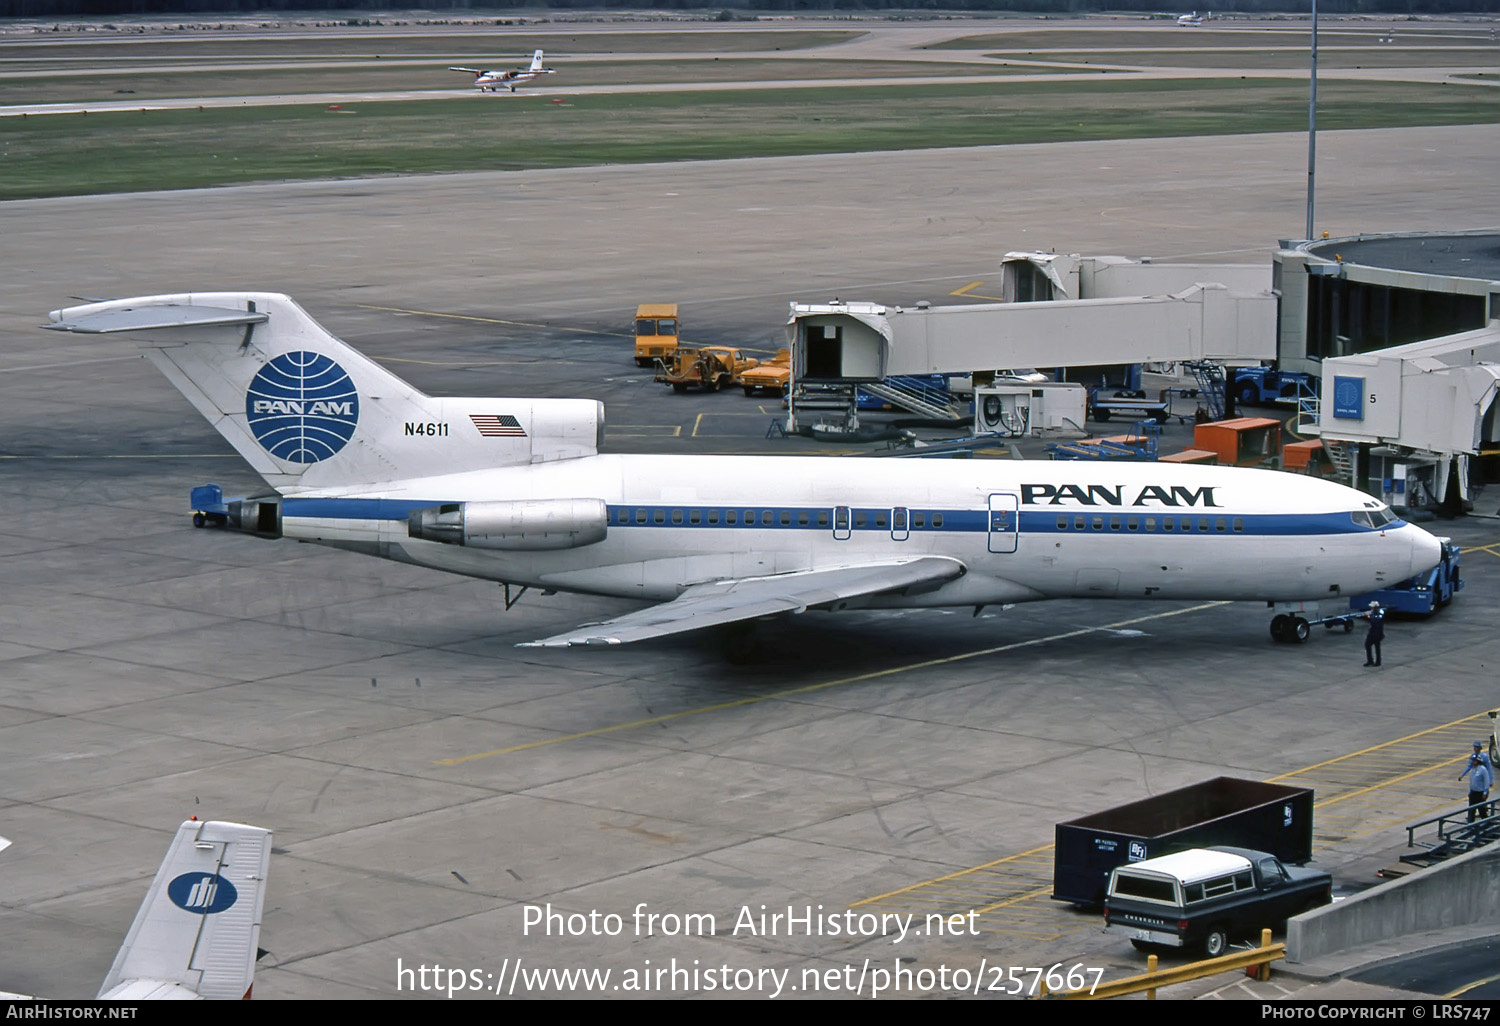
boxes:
[45,293,1441,651]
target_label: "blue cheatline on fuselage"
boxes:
[279,497,1403,539]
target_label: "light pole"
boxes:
[1306,0,1319,240]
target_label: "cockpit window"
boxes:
[1352,506,1399,529]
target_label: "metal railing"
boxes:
[1182,361,1226,421]
[1038,930,1284,1000]
[859,377,962,420]
[1400,801,1500,866]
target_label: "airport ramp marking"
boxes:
[357,303,633,340]
[433,602,1230,766]
[948,280,1004,302]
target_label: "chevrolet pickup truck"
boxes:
[1103,846,1331,957]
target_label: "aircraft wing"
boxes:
[519,556,966,647]
[97,819,273,1000]
[448,66,485,76]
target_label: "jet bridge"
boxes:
[1004,252,1272,302]
[784,277,1275,431]
[1317,321,1500,511]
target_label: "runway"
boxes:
[2,50,1500,998]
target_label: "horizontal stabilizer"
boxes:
[45,305,268,334]
[98,819,272,1001]
[45,292,604,490]
[520,556,965,647]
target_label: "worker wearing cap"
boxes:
[1460,742,1493,822]
[1362,601,1385,667]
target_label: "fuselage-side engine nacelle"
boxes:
[408,498,607,550]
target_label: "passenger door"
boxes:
[833,505,852,541]
[987,492,1019,553]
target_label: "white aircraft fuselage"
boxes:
[286,454,1436,607]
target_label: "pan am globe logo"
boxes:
[246,351,360,463]
[168,872,238,914]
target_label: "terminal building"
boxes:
[1274,231,1500,513]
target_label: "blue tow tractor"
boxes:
[1270,538,1461,643]
[191,484,282,538]
[190,483,231,529]
[1349,538,1463,615]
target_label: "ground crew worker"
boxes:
[1460,741,1493,822]
[1362,601,1384,667]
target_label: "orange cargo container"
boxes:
[1192,417,1281,467]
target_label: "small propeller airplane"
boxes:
[449,49,554,92]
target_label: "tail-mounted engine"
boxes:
[408,498,607,551]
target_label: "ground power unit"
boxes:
[974,382,1088,437]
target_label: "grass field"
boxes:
[3,77,1496,200]
[2,20,1496,201]
[990,49,1500,70]
[0,29,859,61]
[0,58,1037,106]
[930,27,1499,50]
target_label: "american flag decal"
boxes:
[470,414,527,438]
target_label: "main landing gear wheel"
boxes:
[1270,615,1310,643]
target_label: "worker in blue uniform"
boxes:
[1362,601,1385,667]
[1460,741,1493,822]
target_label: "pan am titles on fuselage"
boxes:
[44,292,1443,652]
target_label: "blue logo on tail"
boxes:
[246,352,360,464]
[167,872,239,914]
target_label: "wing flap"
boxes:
[520,556,965,647]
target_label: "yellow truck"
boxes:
[737,347,790,396]
[634,303,679,367]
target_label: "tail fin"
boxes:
[97,819,272,1000]
[47,293,602,492]
[529,49,545,72]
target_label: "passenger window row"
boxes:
[610,508,947,529]
[1054,515,1245,533]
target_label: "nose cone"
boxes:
[1405,522,1443,577]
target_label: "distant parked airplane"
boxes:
[449,49,554,92]
[1177,11,1207,26]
